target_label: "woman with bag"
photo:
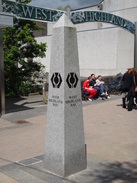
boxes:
[128,69,137,111]
[122,68,137,111]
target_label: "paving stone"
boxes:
[0,172,19,183]
[34,154,44,161]
[17,158,42,166]
[0,163,48,183]
[20,163,77,183]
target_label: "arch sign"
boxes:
[3,0,135,34]
[71,11,135,34]
[2,0,65,22]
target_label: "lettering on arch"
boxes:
[70,10,135,34]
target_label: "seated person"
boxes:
[89,74,106,99]
[83,76,97,101]
[96,75,110,99]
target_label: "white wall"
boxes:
[35,35,52,72]
[77,27,134,77]
[47,22,54,35]
[117,29,134,72]
[36,0,137,77]
[78,28,118,76]
[103,0,137,14]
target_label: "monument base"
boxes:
[44,146,87,177]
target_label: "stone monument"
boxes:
[44,14,87,177]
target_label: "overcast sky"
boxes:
[29,0,101,10]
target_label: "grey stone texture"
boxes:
[44,14,87,177]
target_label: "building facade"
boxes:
[35,0,137,77]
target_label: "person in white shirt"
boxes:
[96,75,110,99]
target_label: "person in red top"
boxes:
[83,76,97,101]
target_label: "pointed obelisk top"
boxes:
[53,13,75,28]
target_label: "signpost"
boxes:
[2,0,65,22]
[134,22,137,68]
[44,14,87,177]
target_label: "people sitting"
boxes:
[89,74,102,99]
[89,74,110,99]
[82,76,97,101]
[82,70,137,109]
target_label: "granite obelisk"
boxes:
[44,14,87,177]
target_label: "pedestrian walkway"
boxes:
[0,95,137,182]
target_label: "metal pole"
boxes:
[0,0,2,12]
[0,0,5,115]
[134,22,137,68]
[66,7,70,19]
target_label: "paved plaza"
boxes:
[0,95,137,183]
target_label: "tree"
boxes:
[3,0,46,96]
[57,5,72,11]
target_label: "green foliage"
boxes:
[57,5,72,11]
[16,0,32,4]
[2,0,31,4]
[3,1,47,96]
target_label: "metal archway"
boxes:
[70,10,135,34]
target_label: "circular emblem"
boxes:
[51,73,62,88]
[66,72,79,88]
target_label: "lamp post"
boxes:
[0,0,5,115]
[134,22,137,68]
[0,0,13,115]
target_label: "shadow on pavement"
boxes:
[5,97,34,114]
[1,158,137,183]
[116,103,137,111]
[92,160,137,183]
[69,160,137,183]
